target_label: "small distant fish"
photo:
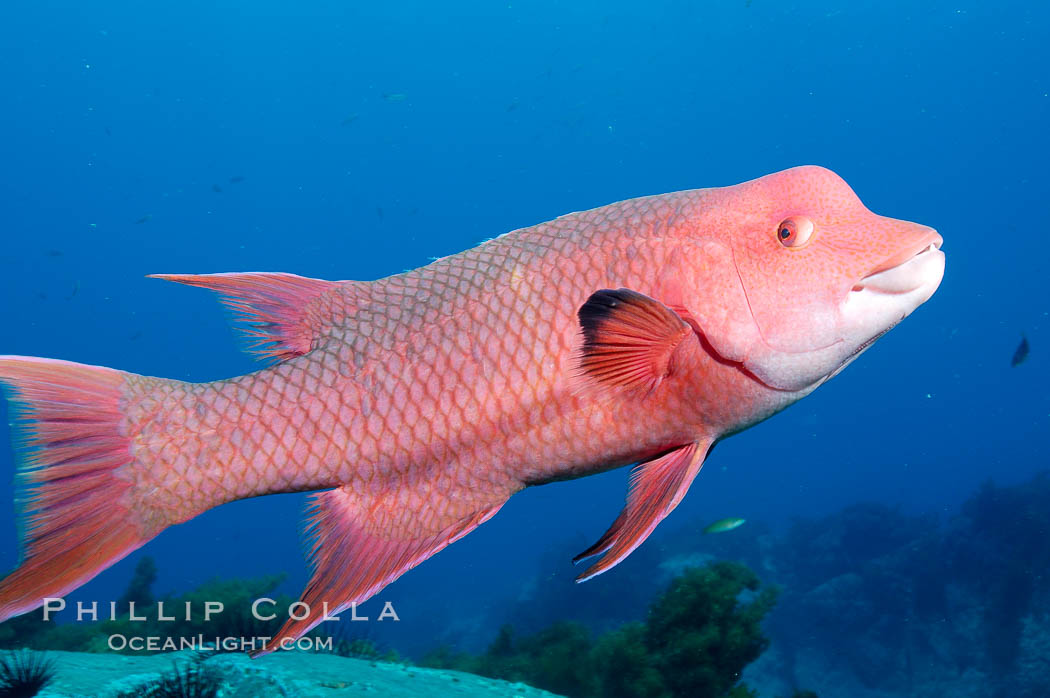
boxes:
[382,93,407,102]
[506,100,519,112]
[44,250,63,258]
[376,206,384,220]
[703,517,746,534]
[212,184,223,193]
[341,113,360,126]
[1011,335,1030,367]
[66,280,80,301]
[135,214,151,224]
[104,126,112,136]
[229,176,245,184]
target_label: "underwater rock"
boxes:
[34,649,564,697]
[486,473,1050,698]
[1015,612,1050,698]
[751,475,1050,698]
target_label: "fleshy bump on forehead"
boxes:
[735,165,866,215]
[718,166,880,307]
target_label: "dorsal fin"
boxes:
[149,272,353,362]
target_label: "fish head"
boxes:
[698,165,944,393]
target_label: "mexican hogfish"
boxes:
[0,166,944,653]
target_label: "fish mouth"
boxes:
[828,229,945,384]
[852,232,944,295]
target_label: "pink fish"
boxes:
[0,166,944,654]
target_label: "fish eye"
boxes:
[776,216,814,248]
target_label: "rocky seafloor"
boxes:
[34,649,563,697]
[474,473,1050,698]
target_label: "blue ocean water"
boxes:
[0,0,1047,695]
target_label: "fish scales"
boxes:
[123,191,692,528]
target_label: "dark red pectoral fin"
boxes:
[574,440,711,582]
[576,288,700,396]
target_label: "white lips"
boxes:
[854,243,943,295]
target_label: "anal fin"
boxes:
[256,480,510,656]
[573,440,711,582]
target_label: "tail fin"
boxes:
[0,357,155,622]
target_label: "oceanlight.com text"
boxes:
[106,634,333,653]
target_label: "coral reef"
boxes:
[477,473,1050,697]
[752,474,1050,697]
[645,563,777,698]
[424,561,778,698]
